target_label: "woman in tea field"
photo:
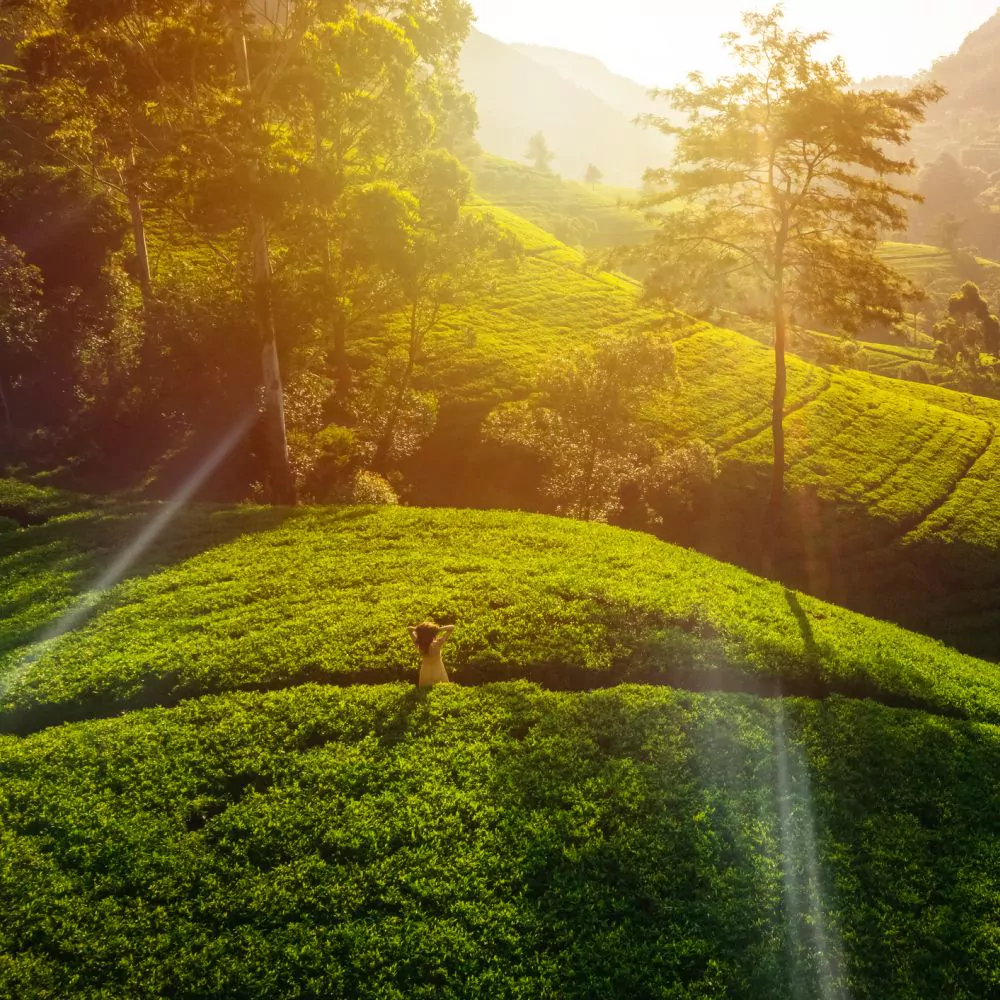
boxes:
[409,621,456,687]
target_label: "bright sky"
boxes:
[470,1,1000,87]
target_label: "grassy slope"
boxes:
[386,179,1000,653]
[469,154,648,251]
[2,492,1000,997]
[3,492,1000,730]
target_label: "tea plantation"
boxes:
[7,488,1000,730]
[8,173,1000,998]
[2,489,1000,997]
[375,178,1000,653]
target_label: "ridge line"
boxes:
[0,662,971,739]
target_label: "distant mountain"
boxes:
[929,7,1000,112]
[459,30,673,188]
[510,43,662,120]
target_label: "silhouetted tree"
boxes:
[934,280,1000,368]
[629,6,942,559]
[525,132,555,173]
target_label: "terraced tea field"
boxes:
[470,154,649,250]
[3,487,1000,997]
[380,185,1000,651]
[878,241,1000,287]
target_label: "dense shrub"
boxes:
[0,683,998,998]
[4,500,1000,730]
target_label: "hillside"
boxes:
[459,30,673,187]
[352,180,1000,656]
[6,486,1000,730]
[3,491,1000,995]
[878,241,1000,289]
[469,155,649,250]
[928,7,1000,114]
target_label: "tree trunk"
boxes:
[373,322,418,472]
[331,309,352,403]
[233,6,296,505]
[127,150,153,306]
[128,190,153,303]
[372,371,410,473]
[251,215,296,504]
[313,110,352,408]
[763,287,788,571]
[0,373,12,432]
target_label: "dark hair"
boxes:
[412,621,441,654]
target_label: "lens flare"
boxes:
[773,701,848,999]
[1,411,258,702]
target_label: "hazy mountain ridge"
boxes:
[459,29,673,187]
[929,6,1000,111]
[510,42,662,119]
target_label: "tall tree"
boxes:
[934,280,1000,369]
[631,6,942,558]
[0,235,43,431]
[584,163,603,187]
[525,131,555,174]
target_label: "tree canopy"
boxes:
[630,5,943,547]
[934,280,1000,369]
[0,0,510,501]
[525,131,555,174]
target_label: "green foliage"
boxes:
[640,439,721,526]
[349,470,399,507]
[1,683,1000,997]
[0,0,486,495]
[629,5,942,532]
[634,7,940,333]
[934,281,1000,369]
[0,236,43,429]
[485,330,677,521]
[4,501,1000,729]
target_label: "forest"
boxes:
[4,1,1000,997]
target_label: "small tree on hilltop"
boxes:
[485,330,717,523]
[584,164,604,187]
[526,132,555,174]
[627,6,943,561]
[934,281,1000,370]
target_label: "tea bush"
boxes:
[1,683,998,998]
[4,503,1000,730]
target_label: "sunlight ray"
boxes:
[773,701,848,1000]
[1,411,258,698]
